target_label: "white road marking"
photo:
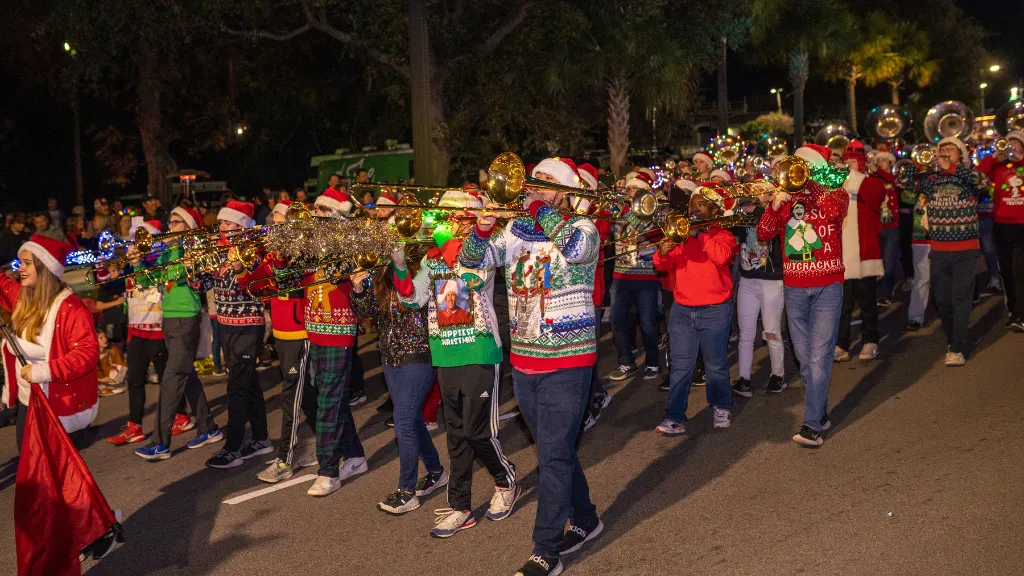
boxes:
[222,474,317,505]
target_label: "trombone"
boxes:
[599,212,756,263]
[243,253,388,300]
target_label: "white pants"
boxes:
[908,244,931,323]
[736,277,785,379]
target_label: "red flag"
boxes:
[15,385,116,576]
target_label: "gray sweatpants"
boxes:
[156,315,215,448]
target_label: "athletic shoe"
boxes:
[642,366,660,380]
[692,367,706,386]
[792,425,823,447]
[729,331,739,343]
[820,411,832,433]
[731,378,752,398]
[430,508,476,538]
[944,351,966,367]
[1008,317,1024,333]
[338,456,369,481]
[486,483,521,521]
[211,368,227,377]
[146,370,159,384]
[348,394,367,407]
[876,299,892,307]
[834,346,851,362]
[425,421,439,431]
[515,555,563,576]
[307,475,341,497]
[499,407,521,421]
[378,489,420,515]
[99,385,126,397]
[240,439,274,460]
[384,416,395,428]
[713,407,731,429]
[561,517,603,555]
[107,421,144,446]
[187,428,224,449]
[257,458,294,483]
[80,510,121,562]
[765,374,787,394]
[858,343,879,360]
[608,364,640,381]
[134,443,170,461]
[295,453,318,468]
[255,361,274,372]
[171,413,196,436]
[415,469,449,497]
[206,449,243,469]
[986,277,1002,293]
[657,377,670,392]
[904,321,923,332]
[655,419,685,436]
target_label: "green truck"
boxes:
[306,148,414,194]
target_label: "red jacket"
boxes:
[841,171,886,279]
[652,227,737,307]
[872,169,900,229]
[757,181,849,288]
[0,277,99,423]
[977,155,1024,224]
[238,254,307,340]
[592,212,611,306]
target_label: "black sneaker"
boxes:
[904,321,922,332]
[515,554,563,576]
[385,416,395,428]
[692,367,706,387]
[205,449,243,469]
[376,395,394,413]
[642,366,660,380]
[1008,317,1024,333]
[731,378,752,398]
[377,489,420,515]
[820,410,832,433]
[239,439,274,460]
[608,364,640,381]
[657,376,670,392]
[561,517,603,555]
[765,374,787,394]
[877,299,892,308]
[792,425,823,447]
[415,469,449,497]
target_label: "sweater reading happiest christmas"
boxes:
[756,180,849,288]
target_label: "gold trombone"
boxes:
[599,212,756,263]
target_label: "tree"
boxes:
[824,11,899,130]
[878,22,939,105]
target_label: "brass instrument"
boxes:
[600,212,756,263]
[815,123,853,154]
[864,104,911,141]
[909,144,937,166]
[923,100,974,143]
[695,154,808,209]
[995,100,1024,135]
[759,135,788,159]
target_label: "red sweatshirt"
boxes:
[757,180,849,288]
[652,227,737,307]
[872,169,900,229]
[977,155,1024,224]
[592,211,611,306]
[238,254,308,340]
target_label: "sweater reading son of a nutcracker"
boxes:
[460,201,599,371]
[756,180,850,288]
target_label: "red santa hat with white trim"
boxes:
[438,185,485,209]
[272,199,293,218]
[313,188,354,216]
[171,206,202,229]
[1008,130,1024,147]
[693,151,714,166]
[577,163,599,191]
[532,157,583,188]
[19,233,73,277]
[794,144,833,169]
[129,216,162,237]
[709,168,733,182]
[217,200,256,228]
[624,171,653,190]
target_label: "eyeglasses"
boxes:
[168,219,186,226]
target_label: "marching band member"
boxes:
[189,200,272,468]
[393,188,517,533]
[872,150,902,306]
[977,130,1024,331]
[834,141,887,362]
[898,138,990,366]
[461,157,601,576]
[709,168,732,184]
[757,144,850,447]
[577,163,612,430]
[693,151,714,180]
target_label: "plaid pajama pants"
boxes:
[310,343,365,477]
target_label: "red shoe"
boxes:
[107,421,144,446]
[171,414,196,436]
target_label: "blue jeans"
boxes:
[384,363,442,491]
[784,283,843,431]
[879,227,902,300]
[210,317,222,371]
[513,367,597,557]
[663,301,733,424]
[611,279,661,368]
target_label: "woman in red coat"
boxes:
[0,234,100,449]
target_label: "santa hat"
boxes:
[709,169,733,182]
[439,188,484,209]
[625,171,653,190]
[874,150,896,164]
[693,151,714,166]
[794,144,832,169]
[20,234,73,277]
[375,196,396,207]
[674,178,697,193]
[1006,130,1024,146]
[532,157,582,188]
[842,140,868,171]
[937,137,969,164]
[577,163,599,191]
[272,199,293,218]
[129,216,162,237]
[313,188,354,216]
[637,167,657,182]
[93,197,108,210]
[171,206,201,230]
[217,200,256,228]
[441,279,460,297]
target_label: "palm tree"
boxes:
[825,12,900,130]
[882,22,939,105]
[750,0,852,147]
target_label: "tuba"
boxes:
[864,104,911,141]
[815,123,853,157]
[995,100,1024,135]
[923,100,974,143]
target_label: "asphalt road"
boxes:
[1,291,1022,576]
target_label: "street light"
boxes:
[770,88,783,113]
[980,82,988,112]
[63,42,71,52]
[990,65,1001,72]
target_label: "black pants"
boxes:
[156,316,215,447]
[837,278,880,352]
[930,250,978,354]
[275,339,317,462]
[15,400,88,451]
[349,349,365,398]
[437,364,516,510]
[126,336,184,426]
[222,326,269,452]
[994,223,1024,318]
[899,209,915,279]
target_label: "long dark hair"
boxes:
[373,258,420,310]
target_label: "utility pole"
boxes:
[407,0,436,185]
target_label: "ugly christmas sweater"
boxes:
[351,276,431,367]
[460,201,599,371]
[394,230,503,368]
[897,163,988,251]
[977,156,1024,224]
[612,209,661,281]
[188,262,265,330]
[756,180,850,288]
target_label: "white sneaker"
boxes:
[858,343,879,360]
[834,346,851,362]
[486,484,521,521]
[425,421,439,431]
[944,351,966,367]
[655,419,685,435]
[430,508,477,538]
[307,475,341,497]
[338,457,368,481]
[713,407,731,429]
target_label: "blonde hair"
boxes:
[12,252,66,344]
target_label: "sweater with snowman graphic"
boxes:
[977,156,1024,224]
